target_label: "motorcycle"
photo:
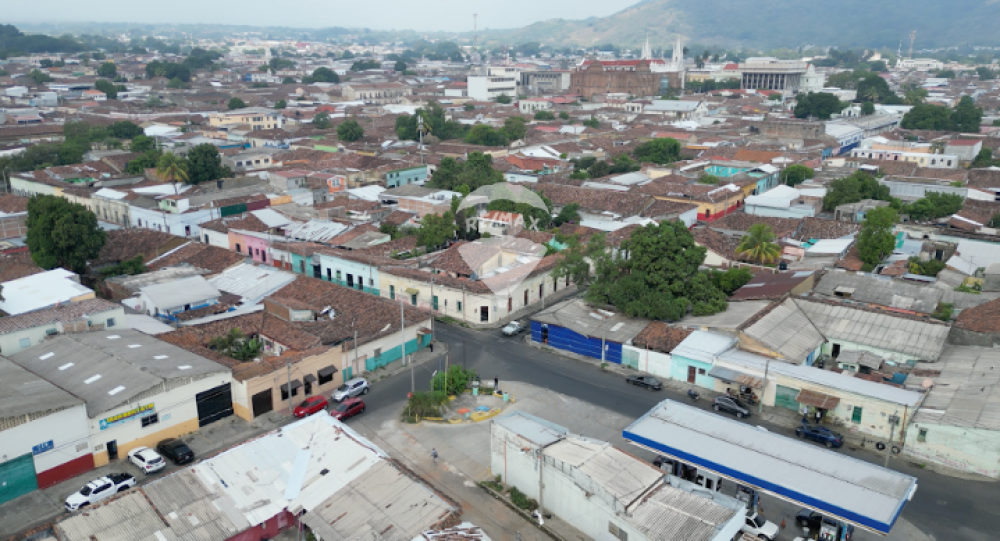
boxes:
[687,389,700,401]
[740,392,759,406]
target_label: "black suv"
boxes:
[157,439,195,465]
[712,396,751,419]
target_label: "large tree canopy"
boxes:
[822,171,890,211]
[428,152,504,192]
[586,220,729,320]
[856,206,898,270]
[26,195,107,274]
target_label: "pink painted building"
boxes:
[229,230,273,264]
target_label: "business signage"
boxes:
[100,403,155,431]
[32,440,54,455]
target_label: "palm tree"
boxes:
[737,223,782,265]
[156,153,189,184]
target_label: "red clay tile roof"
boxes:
[836,246,865,272]
[709,213,800,239]
[0,252,44,283]
[534,184,652,217]
[382,210,417,226]
[632,322,692,354]
[796,217,859,240]
[147,242,245,274]
[91,229,184,267]
[954,297,1000,333]
[0,193,29,214]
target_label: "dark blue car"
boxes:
[795,422,844,448]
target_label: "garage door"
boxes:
[775,385,800,411]
[252,389,274,417]
[196,383,234,427]
[0,454,38,505]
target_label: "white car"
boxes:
[332,377,370,402]
[742,512,779,540]
[65,473,135,511]
[501,321,524,336]
[128,446,166,474]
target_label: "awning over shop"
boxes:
[280,379,303,392]
[317,366,338,377]
[707,366,764,389]
[796,389,840,410]
[404,288,419,295]
[303,374,317,383]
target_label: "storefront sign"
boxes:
[100,403,155,431]
[32,440,54,455]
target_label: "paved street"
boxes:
[381,322,998,541]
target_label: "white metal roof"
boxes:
[0,268,94,316]
[806,238,854,255]
[208,262,297,304]
[139,275,221,310]
[671,331,737,364]
[493,411,568,447]
[624,399,918,534]
[284,219,349,242]
[250,207,293,228]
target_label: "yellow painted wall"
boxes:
[92,417,200,467]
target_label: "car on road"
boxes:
[332,377,370,401]
[157,439,195,465]
[742,511,779,540]
[501,321,524,336]
[65,473,135,511]
[796,509,823,530]
[330,397,365,421]
[626,375,662,390]
[293,395,329,417]
[712,396,751,419]
[127,446,166,475]
[795,422,844,448]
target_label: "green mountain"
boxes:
[485,0,1000,50]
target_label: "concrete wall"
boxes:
[622,345,672,379]
[131,205,219,237]
[90,372,233,466]
[820,339,913,365]
[947,328,1000,348]
[0,404,93,489]
[202,228,230,249]
[903,422,1000,478]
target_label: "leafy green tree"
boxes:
[167,77,186,89]
[349,59,381,72]
[337,119,364,142]
[495,94,512,104]
[553,203,581,226]
[588,160,610,178]
[156,153,188,183]
[185,144,230,184]
[125,150,161,174]
[428,152,504,192]
[586,220,728,320]
[394,60,407,72]
[972,148,995,168]
[130,134,156,153]
[274,99,286,109]
[709,267,754,295]
[569,170,589,180]
[100,255,146,277]
[559,111,569,120]
[634,138,681,164]
[109,121,143,139]
[856,73,898,103]
[794,92,844,120]
[465,124,508,146]
[904,88,928,105]
[281,77,296,84]
[822,171,890,211]
[551,233,606,288]
[486,197,552,230]
[908,257,946,277]
[975,67,997,80]
[416,211,456,251]
[901,104,952,130]
[395,102,467,141]
[861,101,875,115]
[208,328,262,362]
[534,110,555,121]
[227,97,247,110]
[268,57,295,72]
[26,195,107,274]
[780,164,814,186]
[905,192,963,221]
[698,174,720,185]
[736,223,782,264]
[573,156,598,171]
[28,69,53,85]
[951,96,983,133]
[310,67,340,83]
[94,79,117,99]
[97,61,116,78]
[582,117,600,128]
[609,154,639,174]
[313,111,332,129]
[856,207,898,270]
[936,70,956,79]
[501,117,527,141]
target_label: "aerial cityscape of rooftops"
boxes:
[2,2,1000,540]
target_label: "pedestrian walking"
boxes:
[431,448,438,463]
[429,341,434,352]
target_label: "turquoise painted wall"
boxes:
[365,336,431,371]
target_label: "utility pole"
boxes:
[286,360,293,413]
[353,330,358,377]
[759,358,770,414]
[401,294,412,393]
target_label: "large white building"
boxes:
[740,58,816,93]
[897,58,945,72]
[468,66,520,101]
[5,330,233,468]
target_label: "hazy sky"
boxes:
[9,1,633,32]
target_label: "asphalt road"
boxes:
[364,321,999,541]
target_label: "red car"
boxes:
[293,396,328,418]
[330,397,365,421]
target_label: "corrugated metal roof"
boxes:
[628,482,739,541]
[743,299,825,362]
[55,491,168,541]
[814,273,941,314]
[493,411,567,447]
[208,262,297,304]
[140,275,221,309]
[284,220,349,242]
[250,208,294,228]
[672,331,737,364]
[624,399,919,534]
[0,358,82,419]
[302,460,455,541]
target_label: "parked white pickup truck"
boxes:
[65,473,136,511]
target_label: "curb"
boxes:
[478,483,569,541]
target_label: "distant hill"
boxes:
[486,0,1000,50]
